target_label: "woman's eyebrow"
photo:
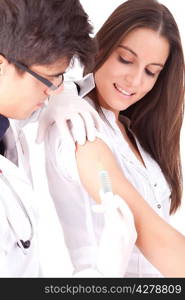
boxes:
[118,45,164,67]
[118,45,137,57]
[149,63,164,68]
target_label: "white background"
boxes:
[23,0,185,276]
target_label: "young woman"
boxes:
[0,0,103,277]
[45,0,185,277]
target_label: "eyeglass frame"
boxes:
[10,59,64,91]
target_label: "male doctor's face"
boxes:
[94,28,170,117]
[0,56,68,120]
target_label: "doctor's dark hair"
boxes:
[0,0,97,68]
[85,0,185,214]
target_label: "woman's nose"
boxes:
[125,68,143,88]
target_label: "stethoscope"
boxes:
[0,168,34,255]
[0,115,33,255]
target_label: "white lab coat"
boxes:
[0,119,40,277]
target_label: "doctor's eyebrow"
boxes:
[46,71,66,77]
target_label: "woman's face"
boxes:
[0,57,69,119]
[94,28,170,116]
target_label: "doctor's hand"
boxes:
[36,81,102,149]
[93,192,137,277]
[74,193,137,278]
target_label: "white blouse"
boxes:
[45,74,171,277]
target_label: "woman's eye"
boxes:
[145,69,155,77]
[118,56,132,64]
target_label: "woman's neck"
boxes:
[88,89,120,120]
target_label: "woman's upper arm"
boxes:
[76,138,125,203]
[75,137,145,209]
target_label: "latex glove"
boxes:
[73,193,137,278]
[36,81,102,149]
[92,192,137,277]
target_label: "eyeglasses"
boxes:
[11,60,64,91]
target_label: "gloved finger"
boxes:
[99,191,137,240]
[114,195,136,227]
[69,113,87,145]
[81,100,103,130]
[98,191,130,230]
[99,189,116,206]
[91,189,109,214]
[88,106,103,132]
[55,120,76,153]
[114,195,137,242]
[79,111,96,142]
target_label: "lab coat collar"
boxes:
[75,73,95,98]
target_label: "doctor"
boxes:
[0,0,96,277]
[0,0,137,277]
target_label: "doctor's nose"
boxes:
[44,78,64,96]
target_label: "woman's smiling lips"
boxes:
[114,83,135,97]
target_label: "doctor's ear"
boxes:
[0,54,9,75]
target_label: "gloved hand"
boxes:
[36,81,102,150]
[72,193,137,278]
[92,192,137,277]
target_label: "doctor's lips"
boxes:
[37,103,44,107]
[114,83,135,96]
[36,101,45,107]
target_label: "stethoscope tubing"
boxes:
[0,169,34,255]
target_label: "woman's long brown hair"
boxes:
[85,0,185,214]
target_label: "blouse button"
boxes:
[157,204,161,209]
